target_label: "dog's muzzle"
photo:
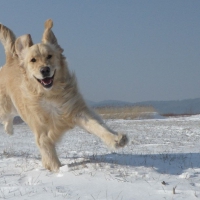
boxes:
[35,69,56,89]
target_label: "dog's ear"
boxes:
[42,19,63,53]
[15,34,33,59]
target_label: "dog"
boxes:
[0,19,128,172]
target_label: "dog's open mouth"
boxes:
[35,71,55,89]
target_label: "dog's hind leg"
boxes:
[35,132,61,172]
[77,110,128,149]
[4,117,14,135]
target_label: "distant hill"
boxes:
[87,98,200,115]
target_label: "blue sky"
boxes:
[0,1,200,103]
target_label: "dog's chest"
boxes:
[40,99,63,119]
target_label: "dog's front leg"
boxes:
[35,132,61,172]
[76,110,128,149]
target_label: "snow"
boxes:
[0,115,200,199]
[136,112,165,120]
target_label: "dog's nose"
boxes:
[40,66,50,77]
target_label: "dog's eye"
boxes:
[47,55,52,59]
[30,58,36,62]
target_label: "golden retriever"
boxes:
[0,19,128,172]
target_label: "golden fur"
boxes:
[0,20,128,172]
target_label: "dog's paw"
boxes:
[114,134,128,148]
[42,160,61,172]
[5,129,13,135]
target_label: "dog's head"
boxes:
[15,19,64,90]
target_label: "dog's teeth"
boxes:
[41,79,52,85]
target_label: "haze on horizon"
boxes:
[0,1,199,103]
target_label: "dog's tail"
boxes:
[0,23,16,62]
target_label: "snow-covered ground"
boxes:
[0,115,200,199]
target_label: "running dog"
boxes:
[0,19,128,172]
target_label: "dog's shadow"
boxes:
[67,152,200,175]
[3,149,200,176]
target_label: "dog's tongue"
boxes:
[41,77,52,85]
